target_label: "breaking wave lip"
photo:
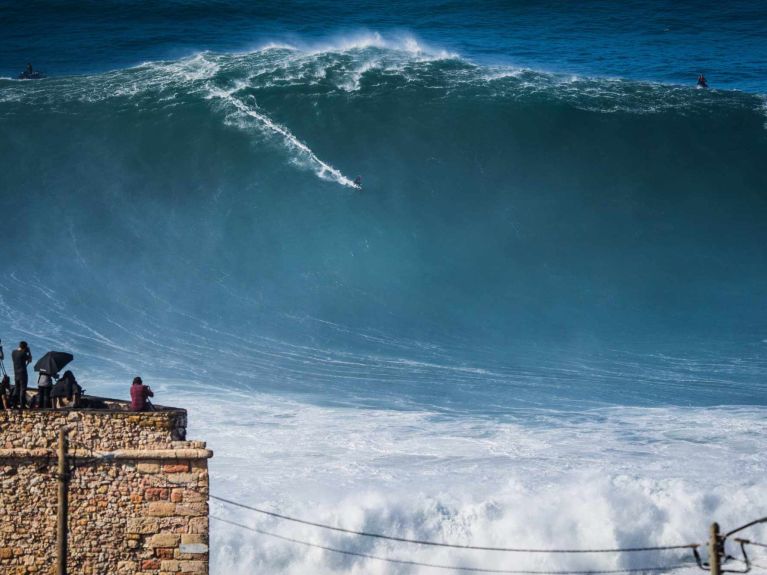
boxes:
[2,29,761,113]
[250,30,461,60]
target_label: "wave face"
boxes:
[1,47,765,406]
[1,44,767,574]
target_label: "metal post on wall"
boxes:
[57,428,69,575]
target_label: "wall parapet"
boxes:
[0,400,188,451]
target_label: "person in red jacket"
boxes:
[130,376,154,411]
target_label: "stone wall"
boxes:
[0,407,187,451]
[0,405,212,575]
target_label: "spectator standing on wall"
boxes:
[130,376,154,411]
[11,341,32,409]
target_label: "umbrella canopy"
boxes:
[34,351,73,375]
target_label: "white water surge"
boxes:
[93,380,767,575]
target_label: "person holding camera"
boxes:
[130,376,154,412]
[11,341,32,409]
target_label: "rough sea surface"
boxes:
[1,2,766,573]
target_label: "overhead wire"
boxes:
[209,494,699,554]
[726,519,767,539]
[63,459,704,559]
[211,515,695,575]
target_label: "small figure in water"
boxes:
[353,176,362,189]
[697,74,708,89]
[18,63,44,80]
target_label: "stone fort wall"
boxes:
[0,404,213,575]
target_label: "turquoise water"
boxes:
[1,47,765,410]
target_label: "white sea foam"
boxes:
[282,31,459,60]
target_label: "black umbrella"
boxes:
[34,351,73,375]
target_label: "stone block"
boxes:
[179,543,208,555]
[179,490,205,503]
[142,559,161,570]
[117,560,137,573]
[179,561,207,573]
[163,463,190,474]
[160,559,180,572]
[146,488,169,501]
[155,547,175,559]
[0,547,14,559]
[181,534,207,545]
[127,518,160,534]
[175,503,206,516]
[147,533,180,548]
[147,502,177,517]
[165,473,198,484]
[187,517,208,534]
[137,462,161,474]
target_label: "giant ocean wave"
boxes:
[1,40,766,573]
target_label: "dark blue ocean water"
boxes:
[2,0,766,92]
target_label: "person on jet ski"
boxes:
[697,74,708,89]
[19,63,44,80]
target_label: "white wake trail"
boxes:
[209,87,358,189]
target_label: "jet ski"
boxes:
[18,71,45,80]
[18,65,45,80]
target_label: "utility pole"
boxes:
[57,428,69,575]
[709,522,722,575]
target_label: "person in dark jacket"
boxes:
[51,370,82,409]
[0,375,10,410]
[130,376,154,411]
[11,341,32,409]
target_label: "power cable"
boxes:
[210,494,699,554]
[135,475,700,555]
[726,519,767,539]
[211,515,694,575]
